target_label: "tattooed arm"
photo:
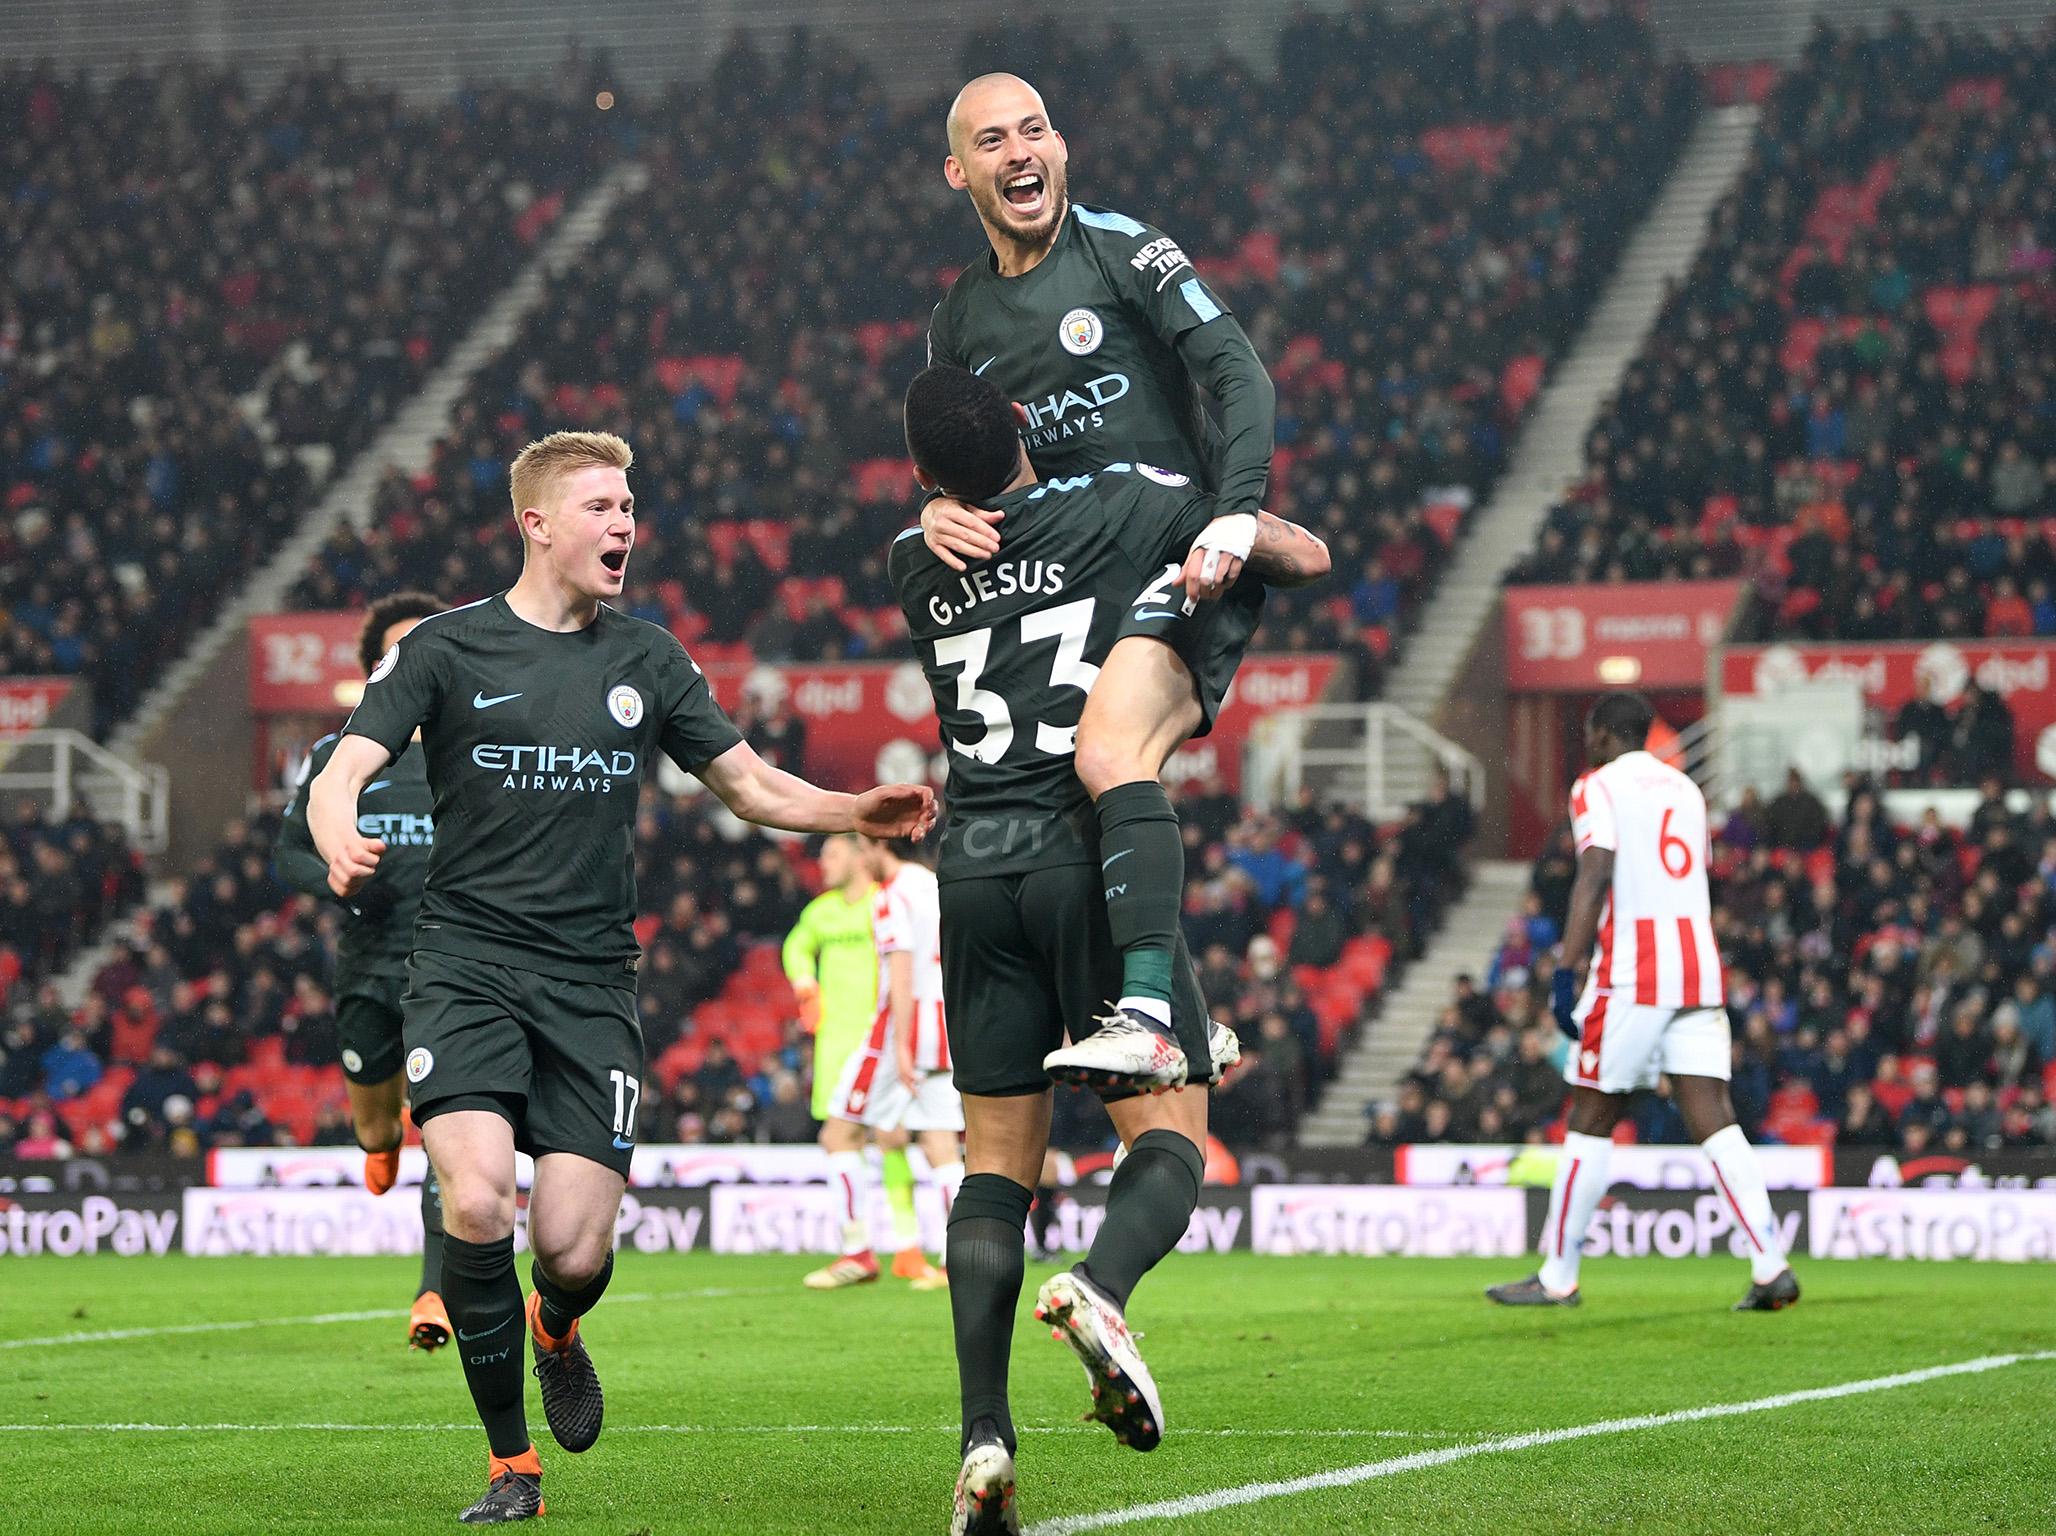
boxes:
[1243,512,1331,588]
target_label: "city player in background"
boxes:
[784,836,933,1286]
[1489,692,1800,1312]
[309,430,936,1524]
[275,589,452,1354]
[923,73,1275,1092]
[808,834,964,1291]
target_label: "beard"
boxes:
[973,166,1068,251]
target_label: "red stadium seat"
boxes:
[852,458,914,505]
[706,521,749,567]
[742,520,792,572]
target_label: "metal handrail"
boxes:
[1244,704,1486,821]
[0,729,170,853]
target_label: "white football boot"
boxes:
[1043,1007,1188,1094]
[1033,1269,1165,1452]
[950,1434,1020,1536]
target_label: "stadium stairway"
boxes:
[1382,103,1761,734]
[1299,858,1532,1146]
[1294,106,1759,1145]
[108,165,651,867]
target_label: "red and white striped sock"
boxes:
[827,1149,873,1257]
[1537,1131,1612,1295]
[1702,1123,1789,1284]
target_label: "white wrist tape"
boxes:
[1192,513,1258,584]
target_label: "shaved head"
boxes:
[943,72,1069,269]
[946,73,1050,157]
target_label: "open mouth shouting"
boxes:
[599,547,629,579]
[1001,169,1048,221]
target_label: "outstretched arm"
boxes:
[697,740,936,840]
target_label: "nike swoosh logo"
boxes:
[612,1135,635,1151]
[364,781,392,794]
[473,691,522,709]
[455,1315,513,1343]
[974,356,998,375]
[1101,849,1134,870]
[1132,610,1180,621]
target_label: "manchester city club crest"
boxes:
[608,683,644,728]
[1058,306,1104,356]
[406,1047,434,1083]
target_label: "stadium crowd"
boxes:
[0,801,144,1015]
[1381,772,2056,1154]
[0,59,619,732]
[0,769,1478,1156]
[290,10,1696,695]
[51,12,2056,1170]
[1510,18,2056,649]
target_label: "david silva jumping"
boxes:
[924,73,1278,1094]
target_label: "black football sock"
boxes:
[418,1169,445,1298]
[1094,781,1185,1012]
[947,1173,1034,1455]
[532,1251,614,1341]
[441,1234,531,1457]
[1078,1129,1204,1311]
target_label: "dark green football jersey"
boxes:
[276,733,433,979]
[890,464,1217,883]
[341,593,744,987]
[928,204,1236,490]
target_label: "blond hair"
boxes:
[508,430,634,527]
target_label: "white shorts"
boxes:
[1568,997,1731,1095]
[827,1047,965,1133]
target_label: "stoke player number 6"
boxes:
[1659,807,1693,879]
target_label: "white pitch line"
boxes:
[0,1286,781,1351]
[1025,1351,2056,1535]
[0,1423,1455,1439]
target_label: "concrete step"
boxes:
[1301,859,1535,1145]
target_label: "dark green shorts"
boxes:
[940,865,1214,1099]
[1112,572,1265,737]
[402,948,645,1177]
[335,971,407,1085]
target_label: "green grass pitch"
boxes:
[5,1252,2053,1534]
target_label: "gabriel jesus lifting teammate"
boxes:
[308,431,934,1525]
[895,362,1327,1534]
